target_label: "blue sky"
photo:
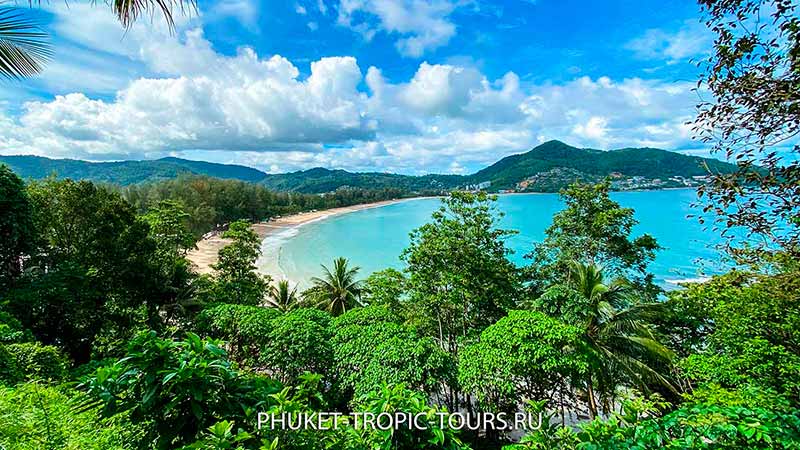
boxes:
[0,0,716,174]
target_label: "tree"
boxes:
[266,280,300,313]
[0,165,33,292]
[361,268,407,312]
[527,181,660,295]
[535,262,675,417]
[331,306,455,406]
[668,272,800,404]
[402,192,521,358]
[9,179,159,363]
[213,220,269,306]
[459,310,588,418]
[694,0,800,264]
[261,308,334,385]
[307,257,363,316]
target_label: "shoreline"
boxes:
[186,197,420,278]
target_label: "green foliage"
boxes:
[213,220,270,306]
[195,303,279,367]
[266,280,301,313]
[262,308,334,385]
[0,344,20,385]
[83,331,281,449]
[0,309,32,343]
[331,306,455,405]
[527,181,660,294]
[361,268,407,312]
[459,310,588,413]
[663,271,800,403]
[8,178,163,363]
[4,342,69,382]
[535,262,675,416]
[345,384,472,450]
[402,191,521,358]
[307,257,364,316]
[0,164,34,292]
[695,0,800,263]
[0,382,141,450]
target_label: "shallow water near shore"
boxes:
[258,189,729,289]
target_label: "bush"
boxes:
[262,308,334,385]
[0,310,32,344]
[83,331,281,450]
[0,382,141,450]
[332,306,455,405]
[4,342,69,381]
[196,303,279,367]
[0,345,20,385]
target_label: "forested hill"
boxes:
[261,140,739,192]
[0,140,738,192]
[469,140,739,190]
[0,155,268,185]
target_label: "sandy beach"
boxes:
[186,198,415,277]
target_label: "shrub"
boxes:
[83,331,281,450]
[0,345,20,385]
[5,342,69,381]
[0,310,32,344]
[262,308,334,385]
[196,303,279,367]
[0,382,141,450]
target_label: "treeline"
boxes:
[120,175,408,236]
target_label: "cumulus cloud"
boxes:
[0,7,703,174]
[626,20,713,64]
[336,0,461,57]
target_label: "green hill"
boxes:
[0,141,739,192]
[468,140,738,190]
[0,155,268,185]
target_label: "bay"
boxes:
[260,189,728,289]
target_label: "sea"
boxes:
[257,189,731,289]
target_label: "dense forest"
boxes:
[119,175,408,236]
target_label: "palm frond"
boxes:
[0,7,51,79]
[110,0,196,31]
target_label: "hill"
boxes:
[261,141,738,193]
[0,141,739,192]
[468,140,738,190]
[0,155,268,185]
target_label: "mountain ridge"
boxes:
[0,140,738,192]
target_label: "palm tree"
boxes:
[308,257,363,316]
[0,0,193,79]
[267,279,299,313]
[540,261,675,417]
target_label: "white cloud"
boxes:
[336,0,461,57]
[295,4,308,15]
[626,20,713,64]
[0,7,704,174]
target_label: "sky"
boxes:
[0,0,717,175]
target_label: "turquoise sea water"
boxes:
[259,189,729,289]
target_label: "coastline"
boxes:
[186,197,419,279]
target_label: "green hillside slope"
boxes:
[0,155,268,185]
